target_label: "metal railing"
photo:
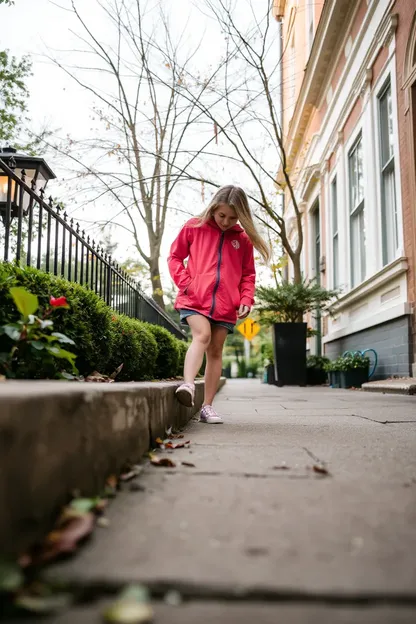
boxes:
[0,158,186,340]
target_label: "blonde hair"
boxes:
[197,185,271,264]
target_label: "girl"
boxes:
[168,185,270,423]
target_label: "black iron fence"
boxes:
[0,158,186,340]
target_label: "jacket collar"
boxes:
[206,217,244,234]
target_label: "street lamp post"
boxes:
[0,146,56,226]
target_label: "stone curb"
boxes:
[361,379,416,396]
[0,378,225,556]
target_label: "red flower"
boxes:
[50,296,69,308]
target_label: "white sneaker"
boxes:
[175,383,195,407]
[200,405,223,424]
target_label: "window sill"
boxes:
[331,256,408,312]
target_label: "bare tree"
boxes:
[49,0,226,308]
[154,0,304,282]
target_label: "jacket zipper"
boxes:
[209,232,225,316]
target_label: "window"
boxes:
[331,177,339,288]
[312,204,320,284]
[378,81,398,265]
[306,1,314,54]
[348,136,366,287]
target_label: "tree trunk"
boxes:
[150,259,165,310]
[292,253,302,285]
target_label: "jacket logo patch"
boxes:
[231,240,240,250]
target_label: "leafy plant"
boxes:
[0,287,77,379]
[338,352,370,371]
[307,355,329,370]
[256,278,339,324]
[324,353,369,373]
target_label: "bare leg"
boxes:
[183,315,211,384]
[204,325,228,406]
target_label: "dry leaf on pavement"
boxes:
[149,454,176,468]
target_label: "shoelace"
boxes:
[202,405,217,417]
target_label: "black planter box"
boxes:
[273,322,307,386]
[340,368,369,389]
[306,367,328,386]
[266,363,277,385]
[329,371,341,388]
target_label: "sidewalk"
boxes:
[21,380,416,623]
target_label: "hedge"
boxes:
[145,323,180,379]
[109,315,158,381]
[0,262,188,381]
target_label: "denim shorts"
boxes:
[179,309,234,334]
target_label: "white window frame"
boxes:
[329,173,339,289]
[372,60,404,267]
[347,132,366,288]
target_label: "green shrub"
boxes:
[145,323,180,379]
[176,339,189,376]
[307,355,329,370]
[0,263,113,376]
[109,315,158,381]
[0,263,183,382]
[237,359,247,378]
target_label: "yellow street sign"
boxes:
[237,318,261,341]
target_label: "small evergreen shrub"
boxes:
[176,339,189,376]
[0,263,181,381]
[0,263,113,376]
[109,315,158,381]
[145,323,180,379]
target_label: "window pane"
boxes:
[351,206,366,287]
[382,166,398,265]
[359,208,366,281]
[331,177,338,234]
[357,140,364,204]
[349,138,363,211]
[333,234,339,289]
[380,85,394,167]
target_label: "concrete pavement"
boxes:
[21,380,416,622]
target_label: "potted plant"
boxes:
[339,352,370,388]
[256,279,338,386]
[306,355,329,385]
[324,356,343,388]
[324,352,370,388]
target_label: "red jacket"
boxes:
[168,218,256,324]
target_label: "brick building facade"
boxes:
[275,0,416,378]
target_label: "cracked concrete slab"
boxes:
[23,380,416,623]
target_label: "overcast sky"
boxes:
[2,0,278,290]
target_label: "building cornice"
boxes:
[283,0,358,174]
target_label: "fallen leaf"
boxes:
[109,363,124,380]
[120,470,139,482]
[149,454,176,468]
[97,517,110,528]
[85,371,115,383]
[181,461,195,468]
[104,475,118,497]
[26,513,95,565]
[164,590,182,606]
[313,464,330,476]
[155,437,164,446]
[15,592,73,614]
[103,584,153,623]
[69,497,101,514]
[164,440,190,449]
[0,560,24,592]
[272,464,290,470]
